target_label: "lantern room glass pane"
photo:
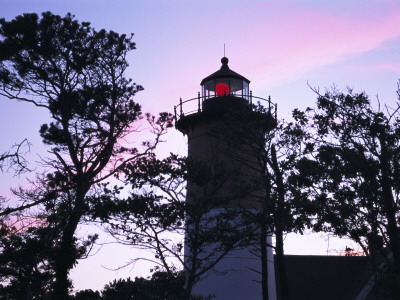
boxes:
[203,80,214,92]
[229,78,242,95]
[243,81,249,100]
[203,80,214,95]
[202,80,215,100]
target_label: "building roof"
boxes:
[276,255,374,300]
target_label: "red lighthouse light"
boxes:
[215,82,229,96]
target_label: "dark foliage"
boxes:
[101,272,185,300]
[0,224,55,300]
[73,289,101,300]
[291,87,400,297]
[0,11,172,299]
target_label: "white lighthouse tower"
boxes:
[175,57,277,300]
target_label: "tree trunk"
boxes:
[275,228,288,300]
[271,145,289,300]
[379,136,400,271]
[53,184,88,300]
[53,214,81,300]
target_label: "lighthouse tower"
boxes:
[175,57,277,300]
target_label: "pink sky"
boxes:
[1,0,400,292]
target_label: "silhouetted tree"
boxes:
[0,139,30,175]
[97,149,258,299]
[266,118,317,300]
[101,272,184,300]
[292,87,400,297]
[0,12,173,299]
[73,289,101,300]
[218,105,314,300]
[0,224,55,300]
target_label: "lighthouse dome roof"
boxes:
[200,57,250,85]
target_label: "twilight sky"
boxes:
[1,0,400,292]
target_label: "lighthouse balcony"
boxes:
[174,93,277,133]
[174,93,276,118]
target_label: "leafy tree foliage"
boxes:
[0,225,55,299]
[73,289,101,300]
[70,272,185,300]
[292,87,400,296]
[261,125,310,300]
[97,146,259,299]
[0,12,172,299]
[224,106,313,300]
[101,272,184,300]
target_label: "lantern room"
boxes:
[174,56,277,135]
[201,57,250,100]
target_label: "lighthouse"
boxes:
[175,57,277,299]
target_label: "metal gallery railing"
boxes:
[174,91,277,121]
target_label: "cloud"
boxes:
[242,4,400,88]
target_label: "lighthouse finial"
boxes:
[221,56,229,66]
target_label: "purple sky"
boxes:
[1,0,400,292]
